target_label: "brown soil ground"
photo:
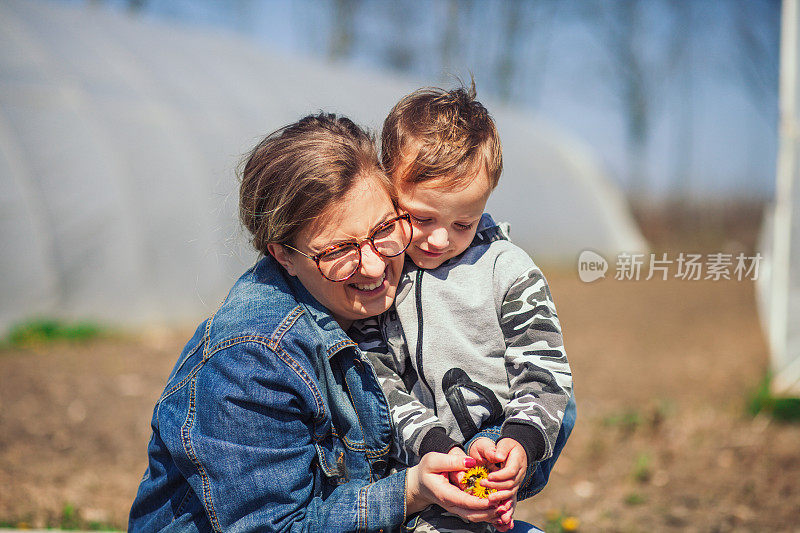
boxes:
[1,203,798,532]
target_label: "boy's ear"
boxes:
[267,243,298,276]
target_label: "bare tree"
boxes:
[127,0,146,12]
[584,0,652,195]
[384,1,415,71]
[329,0,359,61]
[440,0,462,74]
[495,0,524,102]
[667,0,694,198]
[730,0,780,121]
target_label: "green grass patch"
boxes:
[57,502,122,531]
[602,400,674,435]
[2,318,107,348]
[747,373,800,422]
[632,452,652,483]
[602,409,643,432]
[59,502,81,529]
[624,491,648,505]
[0,503,123,531]
[544,509,581,532]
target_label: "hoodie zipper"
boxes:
[414,269,437,414]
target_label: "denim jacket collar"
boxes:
[284,270,358,360]
[206,256,356,360]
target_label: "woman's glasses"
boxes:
[283,214,412,282]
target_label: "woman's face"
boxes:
[274,175,404,330]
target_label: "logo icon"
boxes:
[578,250,608,283]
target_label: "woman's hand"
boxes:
[405,453,497,523]
[491,495,517,532]
[446,446,468,486]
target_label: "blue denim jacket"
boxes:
[129,256,407,532]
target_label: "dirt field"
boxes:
[1,273,797,531]
[1,205,798,531]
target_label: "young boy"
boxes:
[354,83,575,532]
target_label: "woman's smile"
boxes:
[349,271,386,293]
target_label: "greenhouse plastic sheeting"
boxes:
[759,0,800,395]
[0,0,646,332]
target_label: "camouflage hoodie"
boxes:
[353,214,572,468]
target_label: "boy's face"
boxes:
[396,164,492,270]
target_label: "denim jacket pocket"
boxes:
[314,433,350,486]
[167,488,213,532]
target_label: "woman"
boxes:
[128,114,499,532]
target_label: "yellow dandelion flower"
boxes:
[460,465,496,499]
[561,516,580,531]
[471,483,488,498]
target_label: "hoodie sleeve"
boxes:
[350,317,459,463]
[497,260,572,466]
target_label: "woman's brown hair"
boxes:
[239,113,392,254]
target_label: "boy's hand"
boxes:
[446,446,468,486]
[467,437,497,467]
[469,437,518,530]
[483,438,527,502]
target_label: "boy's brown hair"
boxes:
[381,80,502,189]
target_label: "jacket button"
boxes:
[373,458,387,470]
